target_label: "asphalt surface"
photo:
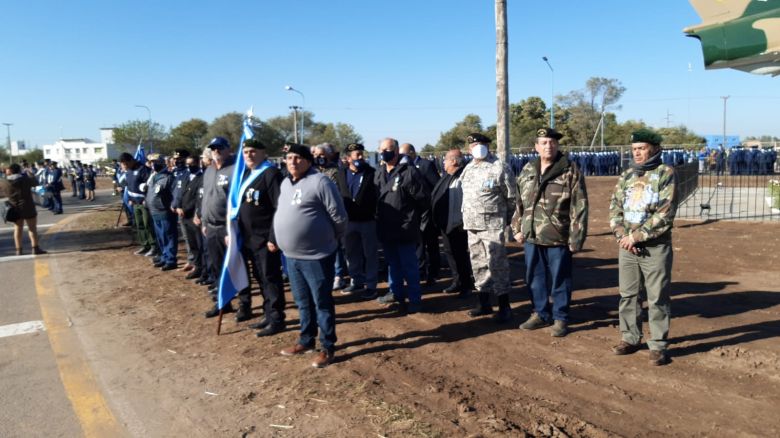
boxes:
[0,259,83,437]
[0,188,125,436]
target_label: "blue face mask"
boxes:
[381,150,396,162]
[352,160,364,169]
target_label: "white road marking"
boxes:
[0,254,37,263]
[0,320,46,339]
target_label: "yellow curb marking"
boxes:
[34,211,124,437]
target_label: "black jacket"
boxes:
[375,162,429,243]
[431,167,464,232]
[335,164,378,222]
[179,171,203,219]
[237,165,283,250]
[413,156,439,229]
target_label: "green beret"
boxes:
[536,127,563,140]
[631,129,662,146]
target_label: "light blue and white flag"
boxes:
[134,142,146,163]
[217,108,255,309]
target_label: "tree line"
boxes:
[112,111,363,158]
[431,77,707,153]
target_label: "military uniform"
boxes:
[610,129,677,363]
[460,146,516,303]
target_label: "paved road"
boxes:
[0,258,84,437]
[0,189,126,437]
[0,189,122,259]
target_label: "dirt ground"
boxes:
[44,176,780,437]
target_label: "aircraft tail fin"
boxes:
[687,0,752,28]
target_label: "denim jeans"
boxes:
[524,243,572,322]
[383,242,421,306]
[151,212,178,266]
[334,244,348,278]
[287,253,337,352]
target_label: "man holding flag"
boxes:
[233,137,286,337]
[201,136,247,320]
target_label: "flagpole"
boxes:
[216,310,223,335]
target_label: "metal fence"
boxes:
[677,171,780,221]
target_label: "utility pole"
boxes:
[289,106,300,143]
[2,123,12,164]
[542,56,554,128]
[721,96,729,148]
[664,109,674,128]
[495,0,509,161]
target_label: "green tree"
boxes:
[307,122,363,149]
[509,96,548,149]
[657,125,705,146]
[204,112,243,151]
[557,77,626,146]
[436,114,485,152]
[167,118,209,154]
[112,119,168,149]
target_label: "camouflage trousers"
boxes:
[466,228,510,296]
[618,243,673,351]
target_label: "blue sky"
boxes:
[2,0,779,149]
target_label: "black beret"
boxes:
[286,143,313,162]
[466,133,490,144]
[536,127,563,140]
[345,143,365,153]
[173,148,190,158]
[631,129,662,146]
[242,138,266,150]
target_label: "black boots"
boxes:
[467,292,512,323]
[493,294,512,323]
[467,292,493,317]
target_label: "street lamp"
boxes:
[2,123,12,163]
[285,85,306,143]
[134,104,152,153]
[542,56,555,128]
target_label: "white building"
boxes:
[42,128,131,165]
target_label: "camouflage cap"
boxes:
[536,127,563,140]
[466,133,490,144]
[147,153,165,163]
[631,129,662,146]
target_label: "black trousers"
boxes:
[417,221,441,280]
[205,224,249,305]
[241,244,286,324]
[181,216,203,272]
[441,227,473,291]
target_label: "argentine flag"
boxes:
[217,108,255,309]
[134,142,146,163]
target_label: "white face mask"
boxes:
[471,144,488,159]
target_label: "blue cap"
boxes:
[207,136,230,150]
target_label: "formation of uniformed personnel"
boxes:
[513,127,588,337]
[459,133,516,323]
[609,128,678,366]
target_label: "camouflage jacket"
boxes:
[511,153,588,251]
[608,164,677,245]
[459,154,516,231]
[318,164,339,184]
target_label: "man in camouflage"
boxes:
[460,132,516,323]
[609,128,677,366]
[512,127,588,337]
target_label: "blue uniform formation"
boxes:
[506,151,621,177]
[661,149,695,167]
[727,147,777,175]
